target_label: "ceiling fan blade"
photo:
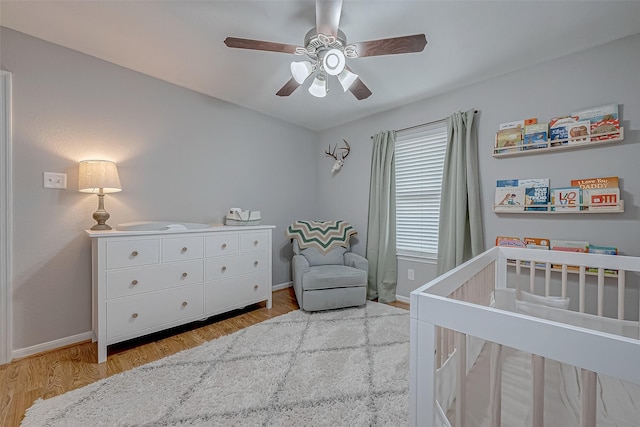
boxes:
[315,0,343,37]
[224,37,298,54]
[349,78,372,100]
[276,78,301,97]
[352,34,427,57]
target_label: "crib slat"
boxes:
[581,369,597,427]
[561,264,568,298]
[597,268,605,317]
[579,266,586,313]
[529,262,535,293]
[515,260,522,299]
[532,354,545,427]
[618,270,625,320]
[455,333,467,427]
[489,343,502,427]
[544,263,551,296]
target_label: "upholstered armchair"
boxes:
[287,221,368,311]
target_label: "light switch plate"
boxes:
[44,172,67,189]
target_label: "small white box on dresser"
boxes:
[87,225,274,363]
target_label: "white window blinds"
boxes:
[395,121,447,257]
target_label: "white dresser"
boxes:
[87,225,274,363]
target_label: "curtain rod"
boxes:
[370,109,478,138]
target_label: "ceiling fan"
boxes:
[224,0,427,100]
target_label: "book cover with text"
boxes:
[551,187,582,211]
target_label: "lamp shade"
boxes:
[337,69,358,91]
[290,61,313,84]
[78,160,122,194]
[308,74,327,98]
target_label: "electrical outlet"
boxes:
[408,269,415,281]
[43,172,67,189]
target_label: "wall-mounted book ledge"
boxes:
[493,200,624,214]
[493,128,624,158]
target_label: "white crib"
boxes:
[409,246,640,427]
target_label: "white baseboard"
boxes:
[396,294,410,305]
[272,281,292,291]
[10,282,293,360]
[12,331,94,360]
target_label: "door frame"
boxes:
[1,70,13,364]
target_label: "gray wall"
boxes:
[317,33,640,306]
[1,28,319,350]
[3,26,640,352]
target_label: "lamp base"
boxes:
[91,193,112,230]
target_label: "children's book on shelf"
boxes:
[495,186,525,211]
[495,128,523,153]
[499,118,537,130]
[572,104,620,141]
[496,178,549,212]
[587,245,618,274]
[523,237,549,266]
[570,176,620,211]
[496,179,520,187]
[517,178,549,188]
[566,121,591,144]
[525,187,550,211]
[523,123,549,150]
[551,187,582,211]
[549,116,578,147]
[570,176,619,189]
[584,188,620,211]
[523,237,550,249]
[496,236,526,248]
[550,240,589,270]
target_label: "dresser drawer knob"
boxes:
[132,312,139,319]
[254,285,259,291]
[182,301,188,307]
[181,247,188,252]
[254,261,259,267]
[221,266,227,272]
[131,279,138,286]
[221,243,227,249]
[254,240,259,246]
[182,272,188,278]
[131,251,139,257]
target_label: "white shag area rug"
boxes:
[21,301,409,426]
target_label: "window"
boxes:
[395,121,447,257]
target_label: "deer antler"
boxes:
[325,144,338,160]
[325,139,351,160]
[340,139,350,159]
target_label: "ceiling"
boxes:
[2,1,640,132]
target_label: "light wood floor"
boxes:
[0,287,409,427]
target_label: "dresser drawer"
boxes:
[204,251,267,281]
[106,284,203,339]
[204,271,269,314]
[239,231,269,253]
[106,239,159,269]
[106,259,204,299]
[205,234,239,257]
[162,236,204,262]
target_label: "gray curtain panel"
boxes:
[366,130,397,303]
[437,109,484,275]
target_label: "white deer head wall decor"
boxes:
[325,139,351,173]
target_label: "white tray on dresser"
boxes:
[87,225,274,363]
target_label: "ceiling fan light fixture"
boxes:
[337,69,358,91]
[290,60,314,84]
[308,74,327,98]
[322,48,345,76]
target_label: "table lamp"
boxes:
[78,160,122,230]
